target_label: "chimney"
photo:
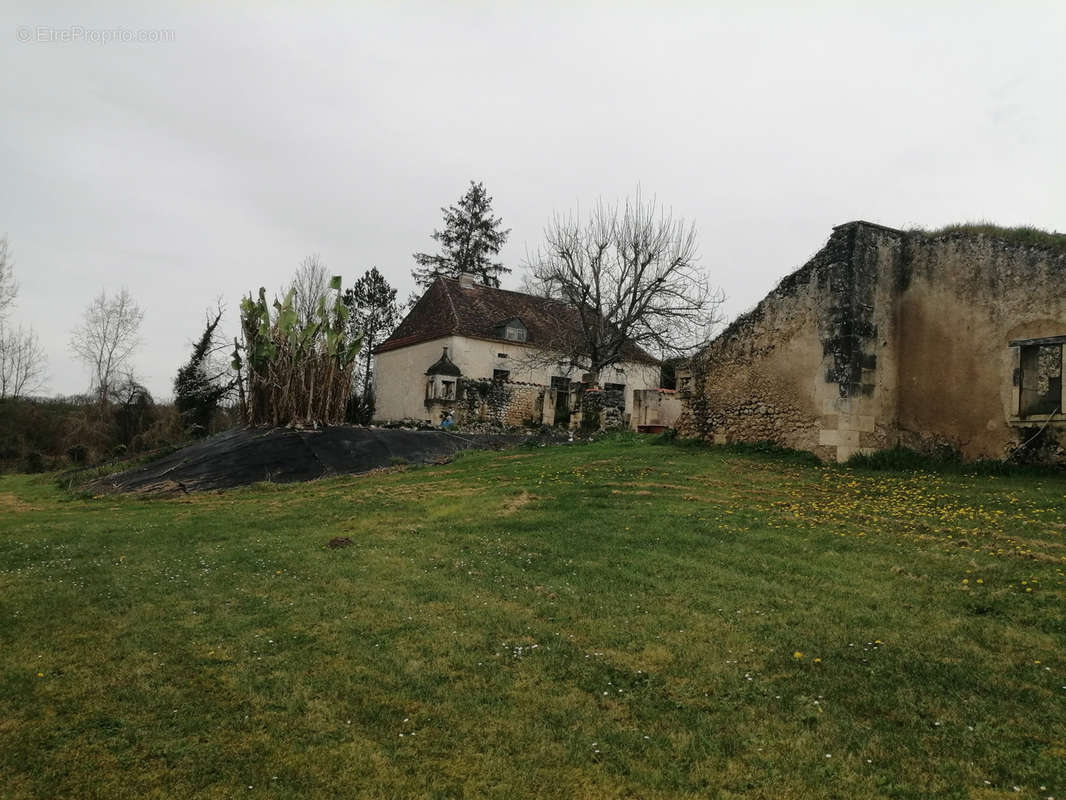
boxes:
[458,272,476,289]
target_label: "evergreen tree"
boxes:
[174,308,232,436]
[343,268,400,424]
[412,180,511,289]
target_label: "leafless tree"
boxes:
[69,288,144,403]
[0,322,48,398]
[526,191,723,383]
[0,237,48,398]
[284,254,332,327]
[0,236,17,320]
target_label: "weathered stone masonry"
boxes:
[677,221,1066,462]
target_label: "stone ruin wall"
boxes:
[678,223,904,461]
[456,378,544,428]
[679,222,1066,462]
[894,233,1066,459]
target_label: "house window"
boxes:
[550,376,570,391]
[497,353,508,359]
[493,369,510,382]
[1018,341,1063,417]
[496,318,528,342]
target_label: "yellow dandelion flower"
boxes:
[813,657,822,663]
[793,651,804,659]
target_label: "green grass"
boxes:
[1,439,1064,799]
[908,222,1066,255]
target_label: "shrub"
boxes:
[23,451,45,473]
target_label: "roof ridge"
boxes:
[439,276,572,308]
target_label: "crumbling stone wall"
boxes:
[456,379,543,428]
[894,232,1066,459]
[680,221,1066,462]
[575,384,627,432]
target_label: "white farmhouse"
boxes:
[373,273,666,429]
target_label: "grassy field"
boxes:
[1,437,1064,799]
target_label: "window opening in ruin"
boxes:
[493,369,510,382]
[441,380,454,400]
[1018,342,1062,417]
[497,353,508,359]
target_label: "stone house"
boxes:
[373,273,663,428]
[677,221,1066,462]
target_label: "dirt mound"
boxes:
[88,426,532,494]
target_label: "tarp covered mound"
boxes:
[89,426,528,494]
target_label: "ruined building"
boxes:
[677,221,1066,462]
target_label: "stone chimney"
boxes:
[458,272,476,289]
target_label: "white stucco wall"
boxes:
[374,334,660,423]
[374,337,465,422]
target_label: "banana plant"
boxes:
[236,275,363,426]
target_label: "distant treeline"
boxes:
[0,395,238,474]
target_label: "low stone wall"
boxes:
[455,378,544,428]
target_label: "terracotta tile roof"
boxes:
[375,277,659,364]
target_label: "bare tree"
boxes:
[69,288,144,403]
[526,191,723,383]
[0,237,48,398]
[0,323,48,398]
[285,254,332,327]
[0,236,17,320]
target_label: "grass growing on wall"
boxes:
[910,222,1066,254]
[1,440,1064,798]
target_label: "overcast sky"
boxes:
[2,1,1064,399]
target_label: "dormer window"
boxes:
[495,318,527,342]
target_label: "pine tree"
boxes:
[343,268,400,424]
[412,180,511,289]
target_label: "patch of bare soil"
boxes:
[0,493,40,512]
[502,490,537,514]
